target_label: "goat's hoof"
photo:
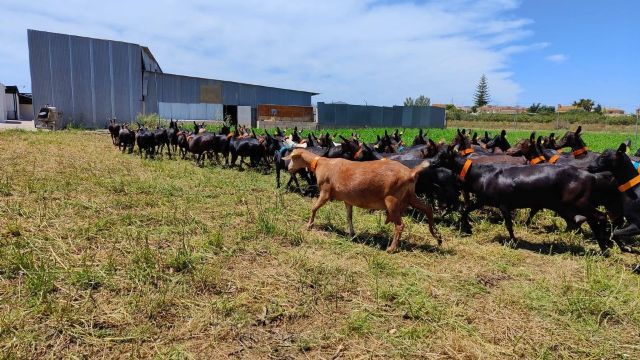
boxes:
[386,246,397,254]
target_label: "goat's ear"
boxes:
[550,132,555,139]
[419,128,423,136]
[376,135,381,141]
[501,130,507,137]
[576,126,582,134]
[461,129,466,135]
[617,143,627,154]
[530,132,535,141]
[536,136,543,146]
[472,132,477,140]
[457,129,462,136]
[429,139,437,148]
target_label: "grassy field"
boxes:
[1,129,639,359]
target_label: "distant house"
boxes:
[603,107,625,116]
[478,105,525,115]
[432,104,472,112]
[556,104,580,113]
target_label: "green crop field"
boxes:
[1,128,639,359]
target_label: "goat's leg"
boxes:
[275,165,282,188]
[614,223,640,238]
[525,208,540,227]
[499,206,516,242]
[308,191,330,230]
[409,194,442,245]
[387,218,404,254]
[166,142,172,159]
[460,202,481,234]
[611,224,638,253]
[585,217,612,253]
[345,203,355,238]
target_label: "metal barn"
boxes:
[27,29,317,128]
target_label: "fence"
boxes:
[316,102,445,128]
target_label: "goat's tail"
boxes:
[410,160,430,181]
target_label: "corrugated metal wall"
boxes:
[316,102,445,129]
[28,29,315,127]
[0,84,6,121]
[144,72,314,120]
[28,30,142,128]
[221,81,312,107]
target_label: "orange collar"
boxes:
[530,156,545,165]
[459,159,473,181]
[572,147,588,157]
[309,156,320,172]
[459,148,475,156]
[548,154,560,164]
[618,174,640,192]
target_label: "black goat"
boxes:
[118,124,135,154]
[429,147,614,252]
[135,123,156,159]
[108,118,120,146]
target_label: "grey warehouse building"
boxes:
[27,29,317,128]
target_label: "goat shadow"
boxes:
[316,224,454,255]
[491,234,591,256]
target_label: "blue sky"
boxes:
[510,0,639,112]
[0,0,637,112]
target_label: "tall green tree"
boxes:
[404,95,431,107]
[572,98,595,112]
[414,95,431,107]
[473,74,490,108]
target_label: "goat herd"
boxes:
[107,119,640,255]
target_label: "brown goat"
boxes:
[285,149,442,253]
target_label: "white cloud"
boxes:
[545,54,568,63]
[0,0,540,106]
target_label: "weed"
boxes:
[71,266,104,290]
[344,310,374,335]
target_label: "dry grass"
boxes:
[0,130,639,359]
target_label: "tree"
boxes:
[414,95,431,107]
[539,105,555,114]
[572,98,595,112]
[404,95,430,107]
[473,74,490,108]
[528,103,555,114]
[593,104,602,114]
[528,103,541,113]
